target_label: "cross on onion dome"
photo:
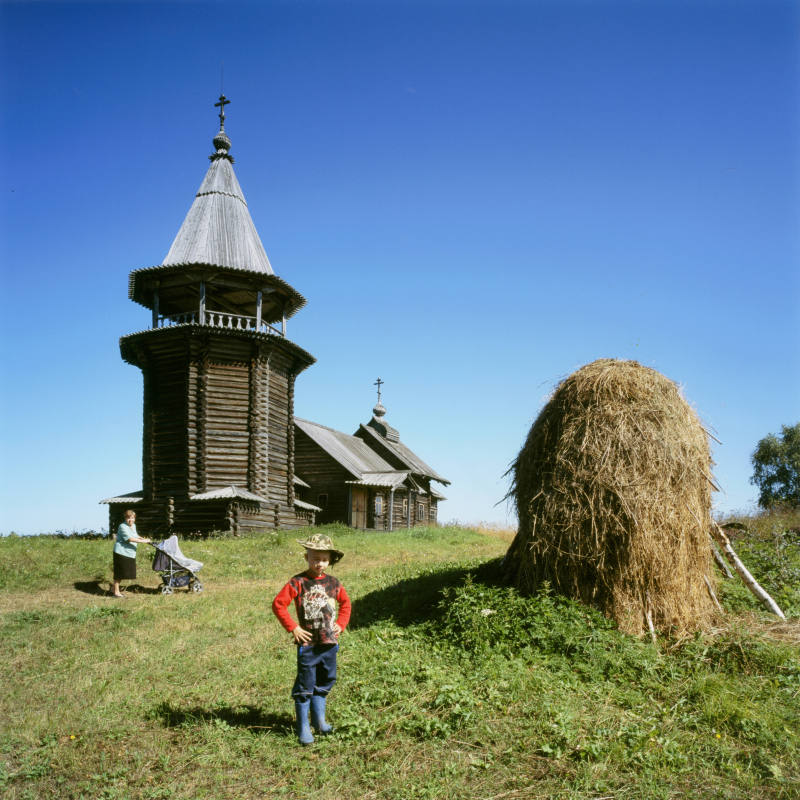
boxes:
[214,94,230,130]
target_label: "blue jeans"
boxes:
[291,644,338,699]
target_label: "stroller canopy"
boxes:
[154,535,203,573]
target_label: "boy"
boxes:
[272,533,351,745]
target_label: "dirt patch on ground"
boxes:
[743,614,800,646]
[0,578,270,613]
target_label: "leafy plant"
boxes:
[436,575,661,685]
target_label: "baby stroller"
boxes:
[151,535,204,595]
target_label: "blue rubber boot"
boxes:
[294,698,314,745]
[310,694,333,735]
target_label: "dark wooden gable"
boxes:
[294,423,360,525]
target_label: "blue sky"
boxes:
[1,0,798,534]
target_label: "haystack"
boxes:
[505,359,717,635]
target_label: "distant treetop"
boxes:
[750,422,800,509]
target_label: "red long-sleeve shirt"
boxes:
[272,572,351,646]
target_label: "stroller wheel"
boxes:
[191,581,203,593]
[161,585,173,595]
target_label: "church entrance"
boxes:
[350,487,367,528]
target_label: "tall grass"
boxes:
[1,517,798,799]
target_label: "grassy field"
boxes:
[1,516,798,800]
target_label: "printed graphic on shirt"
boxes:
[302,583,336,632]
[293,574,342,645]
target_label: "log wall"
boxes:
[117,326,314,536]
[294,426,354,525]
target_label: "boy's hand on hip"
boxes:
[292,626,312,645]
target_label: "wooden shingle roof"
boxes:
[357,421,450,485]
[162,154,273,273]
[345,471,410,489]
[128,110,306,320]
[99,491,144,504]
[190,486,268,502]
[295,417,397,478]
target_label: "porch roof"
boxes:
[99,491,143,504]
[345,471,410,489]
[190,486,268,502]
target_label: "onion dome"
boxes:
[212,129,232,159]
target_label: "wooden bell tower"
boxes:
[103,97,315,536]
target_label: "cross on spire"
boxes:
[374,377,384,405]
[215,94,230,130]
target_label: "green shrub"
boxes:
[436,576,661,684]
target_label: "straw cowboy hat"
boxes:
[296,533,344,564]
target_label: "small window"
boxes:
[418,503,425,520]
[375,495,383,515]
[317,494,328,510]
[402,498,408,517]
[430,505,437,521]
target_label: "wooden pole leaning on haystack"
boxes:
[684,504,786,619]
[710,541,734,578]
[709,520,786,620]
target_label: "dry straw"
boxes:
[505,359,717,635]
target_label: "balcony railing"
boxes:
[156,311,284,337]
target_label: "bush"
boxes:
[436,576,661,683]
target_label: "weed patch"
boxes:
[436,574,661,683]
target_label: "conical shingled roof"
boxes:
[161,134,273,273]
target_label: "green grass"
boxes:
[1,518,798,799]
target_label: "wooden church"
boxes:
[102,98,447,535]
[294,382,449,531]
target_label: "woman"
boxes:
[111,510,151,597]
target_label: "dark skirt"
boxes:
[113,551,137,581]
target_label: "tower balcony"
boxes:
[156,310,286,337]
